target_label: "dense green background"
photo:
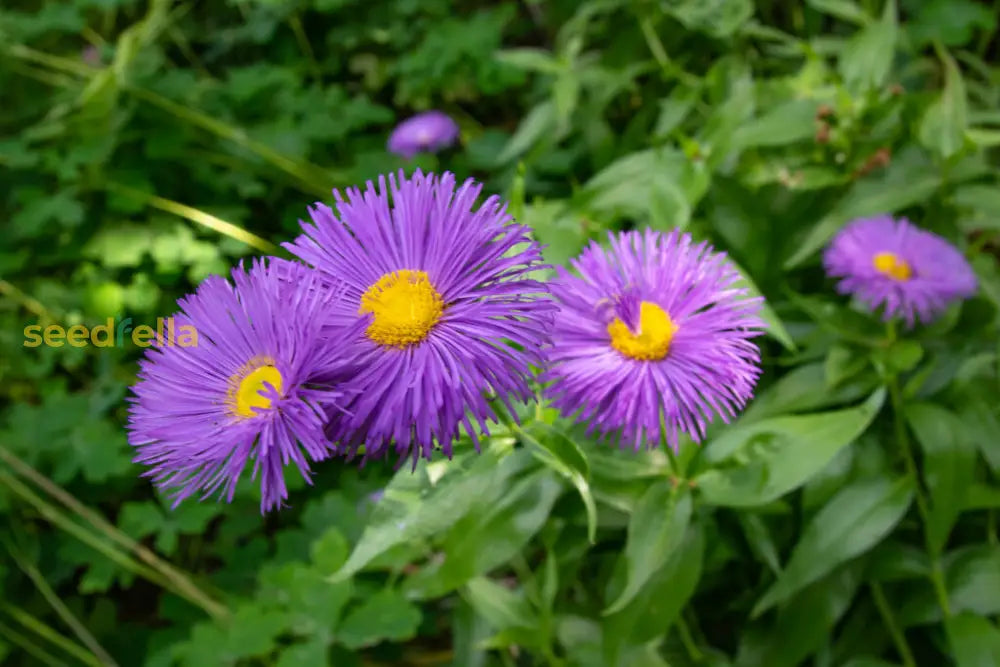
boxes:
[2,0,1000,665]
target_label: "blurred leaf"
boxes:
[603,520,704,664]
[696,390,886,507]
[838,0,897,94]
[661,0,754,38]
[604,483,692,614]
[275,639,327,667]
[918,46,968,160]
[336,589,422,649]
[806,0,870,26]
[494,48,561,74]
[908,0,996,48]
[463,577,539,632]
[732,99,821,149]
[945,613,1000,667]
[310,527,349,576]
[736,563,864,667]
[906,403,977,553]
[496,101,556,165]
[752,476,913,616]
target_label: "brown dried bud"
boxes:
[816,104,833,120]
[815,122,831,144]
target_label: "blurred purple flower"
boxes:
[542,229,766,452]
[823,215,978,326]
[82,45,100,66]
[387,111,459,159]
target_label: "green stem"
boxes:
[288,14,321,82]
[884,325,952,620]
[0,620,66,667]
[869,582,916,667]
[675,614,704,663]
[0,603,104,667]
[0,447,230,621]
[636,16,700,87]
[5,542,119,666]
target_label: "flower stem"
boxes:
[870,581,916,667]
[675,613,704,662]
[884,324,952,620]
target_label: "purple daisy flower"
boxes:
[542,229,766,451]
[387,111,460,159]
[126,258,365,513]
[823,215,978,326]
[284,170,555,465]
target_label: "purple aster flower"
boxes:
[126,258,365,513]
[284,170,555,465]
[823,215,978,326]
[542,229,766,451]
[82,45,101,66]
[387,111,460,159]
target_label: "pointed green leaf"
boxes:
[604,482,692,614]
[752,476,913,617]
[696,390,885,507]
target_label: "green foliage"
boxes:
[3,0,1000,665]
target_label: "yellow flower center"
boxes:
[872,251,912,281]
[607,301,678,361]
[228,358,283,418]
[359,270,444,348]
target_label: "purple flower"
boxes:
[82,45,100,66]
[542,229,765,452]
[823,215,978,326]
[285,170,555,465]
[126,258,364,513]
[387,111,459,159]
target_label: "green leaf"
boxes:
[494,48,561,74]
[918,46,968,159]
[604,483,692,614]
[732,99,821,149]
[226,604,289,658]
[275,639,328,667]
[329,441,519,581]
[406,469,563,598]
[696,390,886,507]
[662,0,754,38]
[838,0,897,94]
[463,577,539,631]
[310,527,349,576]
[497,101,557,164]
[752,476,913,617]
[948,546,1000,617]
[908,0,997,48]
[579,148,709,227]
[743,362,878,422]
[807,0,870,26]
[602,520,705,665]
[945,613,1000,667]
[737,513,782,575]
[736,563,864,667]
[336,589,422,649]
[906,403,977,553]
[521,422,597,543]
